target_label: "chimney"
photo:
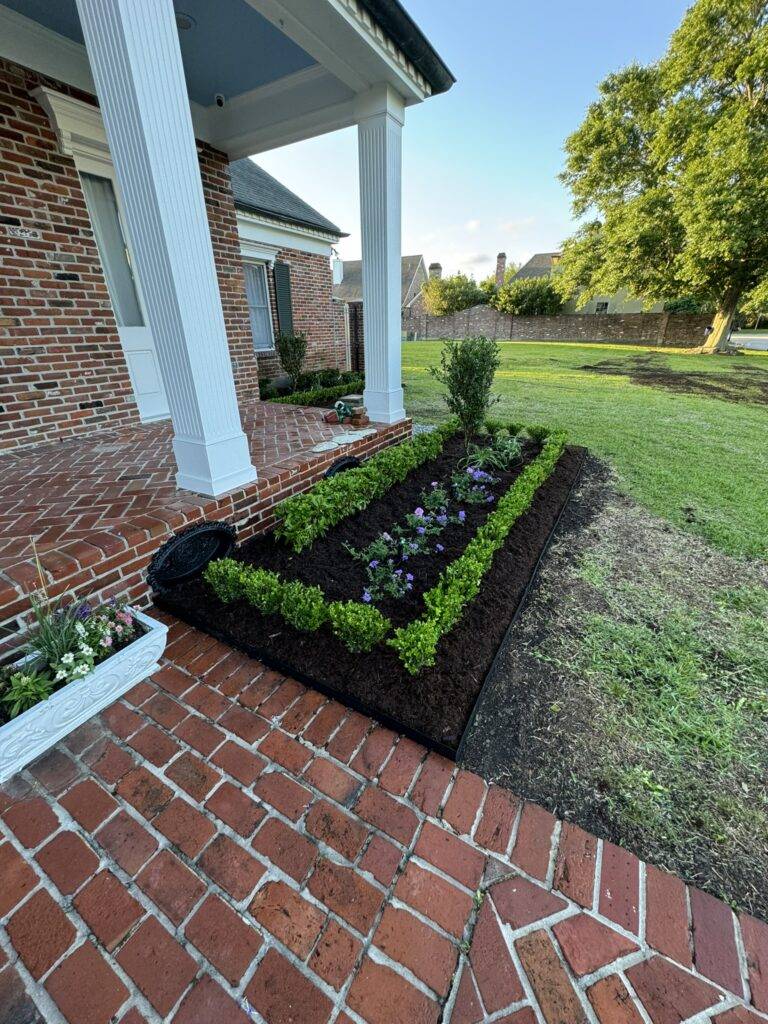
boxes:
[428,262,442,279]
[495,252,507,288]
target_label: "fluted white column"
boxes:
[76,0,257,496]
[357,86,406,424]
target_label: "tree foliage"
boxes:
[492,276,563,315]
[430,336,500,449]
[557,0,768,351]
[421,272,486,316]
[275,331,308,390]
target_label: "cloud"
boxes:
[465,219,481,233]
[500,216,536,235]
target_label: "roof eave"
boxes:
[234,201,347,239]
[357,0,455,96]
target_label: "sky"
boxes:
[256,0,690,279]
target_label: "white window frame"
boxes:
[243,259,276,353]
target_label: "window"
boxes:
[595,301,609,314]
[243,262,274,351]
[80,172,144,327]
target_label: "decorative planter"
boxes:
[0,608,167,784]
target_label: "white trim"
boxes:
[240,237,280,264]
[237,210,336,257]
[31,84,109,161]
[0,4,94,93]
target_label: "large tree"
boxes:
[557,0,768,352]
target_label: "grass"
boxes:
[402,341,768,559]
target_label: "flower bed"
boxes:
[0,602,167,782]
[157,422,584,755]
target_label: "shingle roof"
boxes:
[333,255,425,305]
[513,252,561,280]
[230,159,345,237]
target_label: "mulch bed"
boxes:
[158,435,584,755]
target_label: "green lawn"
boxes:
[402,341,768,560]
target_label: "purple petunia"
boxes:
[406,573,414,582]
[369,559,379,569]
[436,543,444,552]
[414,507,424,517]
[416,526,426,535]
[458,510,466,522]
[431,481,438,488]
[362,590,372,603]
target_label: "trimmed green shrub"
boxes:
[388,429,568,674]
[430,337,500,449]
[274,420,458,552]
[275,332,308,390]
[280,581,328,631]
[270,379,364,408]
[328,601,391,652]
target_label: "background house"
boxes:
[231,159,348,382]
[513,252,664,314]
[334,254,427,370]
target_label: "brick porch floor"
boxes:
[0,402,409,634]
[1,615,767,1024]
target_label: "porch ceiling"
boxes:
[0,0,453,157]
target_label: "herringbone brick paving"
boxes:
[0,403,409,633]
[1,614,767,1024]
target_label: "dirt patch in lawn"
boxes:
[462,455,768,919]
[158,438,584,754]
[581,353,768,406]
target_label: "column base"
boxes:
[363,387,406,425]
[173,432,257,496]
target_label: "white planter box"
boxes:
[0,608,167,784]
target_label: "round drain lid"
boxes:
[324,455,362,478]
[148,521,236,591]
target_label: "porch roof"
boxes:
[0,0,454,157]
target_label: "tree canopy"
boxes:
[492,276,563,316]
[420,272,486,316]
[557,0,768,351]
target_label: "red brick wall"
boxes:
[198,143,260,402]
[0,57,139,451]
[258,247,349,379]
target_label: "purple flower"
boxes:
[402,554,409,561]
[437,514,448,526]
[486,495,495,503]
[458,510,466,522]
[416,526,426,535]
[431,481,438,488]
[362,590,372,603]
[395,569,403,576]
[414,507,424,517]
[382,532,392,541]
[369,559,379,569]
[436,543,444,552]
[406,573,414,582]
[75,603,92,621]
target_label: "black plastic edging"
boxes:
[454,445,587,763]
[156,446,586,763]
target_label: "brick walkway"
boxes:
[1,615,767,1024]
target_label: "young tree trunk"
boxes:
[699,295,740,354]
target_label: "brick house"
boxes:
[0,0,454,634]
[334,254,427,370]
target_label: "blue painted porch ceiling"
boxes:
[3,0,318,105]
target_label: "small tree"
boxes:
[421,272,485,316]
[275,331,308,391]
[430,336,500,449]
[492,276,563,316]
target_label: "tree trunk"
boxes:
[699,297,739,354]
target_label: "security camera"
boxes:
[214,93,225,108]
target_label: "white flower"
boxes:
[61,652,75,665]
[79,644,94,657]
[74,663,90,676]
[75,622,86,636]
[55,669,67,681]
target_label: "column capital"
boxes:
[354,84,406,126]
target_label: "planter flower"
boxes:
[0,599,167,784]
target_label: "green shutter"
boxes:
[274,261,294,335]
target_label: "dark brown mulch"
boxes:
[581,353,768,406]
[159,440,584,754]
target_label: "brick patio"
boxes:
[1,616,767,1023]
[0,402,409,639]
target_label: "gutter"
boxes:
[357,0,456,96]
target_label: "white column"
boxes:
[75,0,257,496]
[357,85,406,424]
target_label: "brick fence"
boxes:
[402,304,713,346]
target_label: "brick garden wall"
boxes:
[0,57,140,452]
[259,248,349,380]
[402,303,713,346]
